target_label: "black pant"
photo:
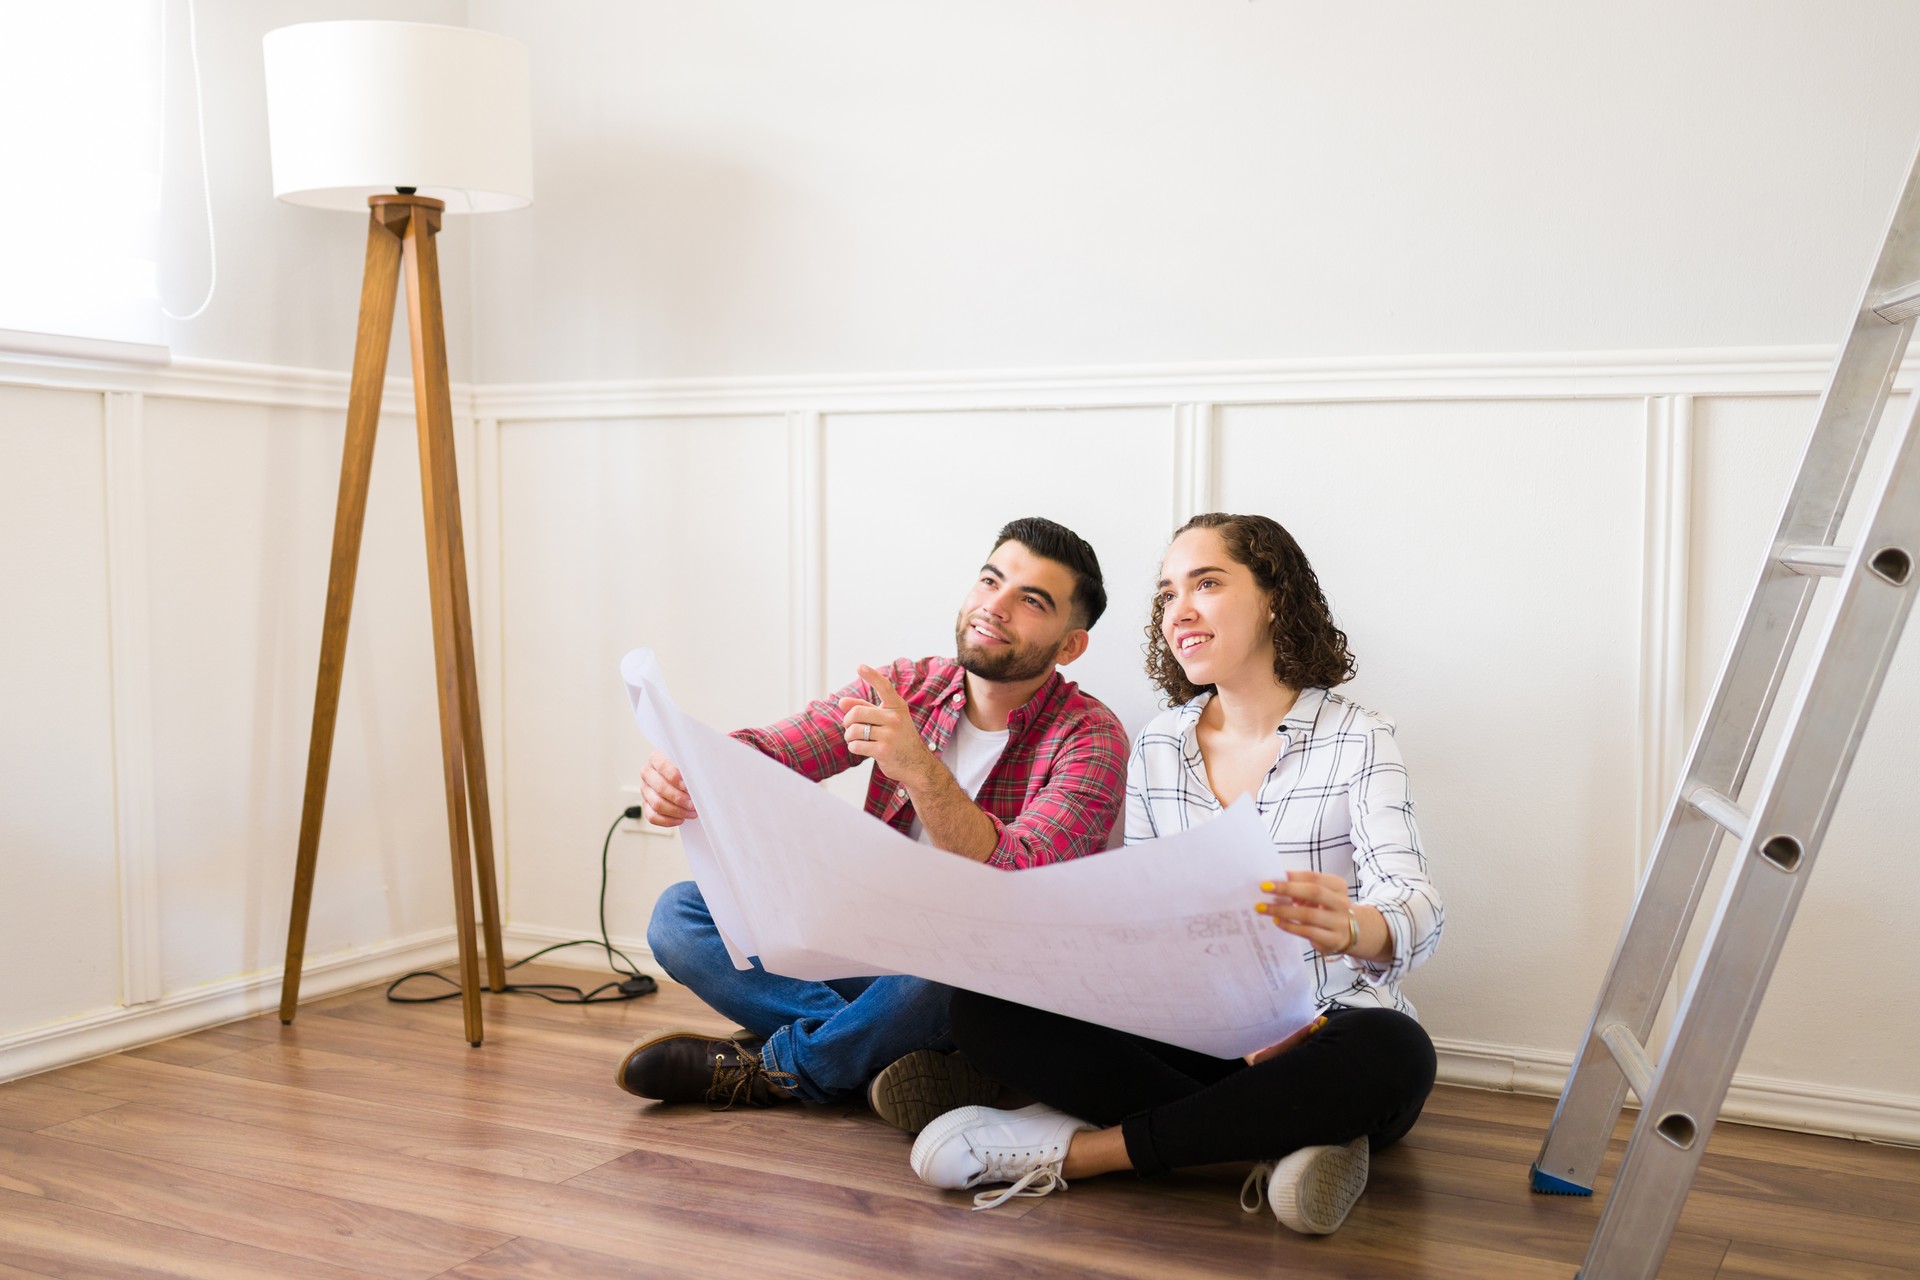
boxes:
[950,991,1438,1176]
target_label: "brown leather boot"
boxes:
[616,1028,796,1107]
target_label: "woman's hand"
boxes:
[1256,870,1391,964]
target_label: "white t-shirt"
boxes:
[907,713,1011,844]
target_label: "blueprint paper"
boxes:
[622,647,1323,1058]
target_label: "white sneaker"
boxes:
[1239,1136,1370,1235]
[910,1102,1095,1210]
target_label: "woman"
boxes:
[909,512,1443,1234]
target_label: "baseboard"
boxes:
[0,929,460,1084]
[1432,1035,1920,1147]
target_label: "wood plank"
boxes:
[1713,1241,1920,1280]
[237,1001,641,1099]
[1400,1099,1920,1269]
[1673,1184,1920,1275]
[44,1053,628,1183]
[1698,1121,1920,1182]
[197,1039,627,1124]
[0,1185,387,1280]
[570,1146,1120,1275]
[1433,1084,1920,1185]
[435,1237,682,1280]
[1364,1142,1726,1279]
[1687,1145,1920,1228]
[0,1126,506,1278]
[577,1142,1565,1280]
[36,1102,1002,1278]
[123,1028,262,1067]
[0,1078,123,1133]
[193,1040,950,1202]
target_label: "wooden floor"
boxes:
[2,967,1916,1279]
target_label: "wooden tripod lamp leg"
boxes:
[281,208,405,1025]
[449,475,509,993]
[401,200,489,1046]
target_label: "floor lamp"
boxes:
[263,21,534,1046]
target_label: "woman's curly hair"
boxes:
[1144,512,1357,705]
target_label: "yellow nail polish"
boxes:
[1260,881,1275,892]
[1254,903,1269,914]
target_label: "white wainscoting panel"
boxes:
[496,414,793,955]
[138,395,454,994]
[1216,397,1647,1058]
[0,385,123,1035]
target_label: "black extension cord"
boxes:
[385,808,660,1006]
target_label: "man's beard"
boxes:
[954,614,1057,683]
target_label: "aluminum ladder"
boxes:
[1529,141,1920,1278]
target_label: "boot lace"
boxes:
[704,1050,798,1110]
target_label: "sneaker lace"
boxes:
[1239,1161,1275,1213]
[705,1052,798,1110]
[972,1157,1068,1211]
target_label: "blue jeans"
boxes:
[645,880,959,1103]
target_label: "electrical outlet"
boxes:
[619,785,675,838]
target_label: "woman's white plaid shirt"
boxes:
[1125,686,1444,1019]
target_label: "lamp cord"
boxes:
[159,0,217,321]
[385,809,659,1005]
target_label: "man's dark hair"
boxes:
[993,516,1107,630]
[1145,512,1356,704]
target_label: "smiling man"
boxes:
[621,517,1128,1130]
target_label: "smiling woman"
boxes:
[0,1,167,362]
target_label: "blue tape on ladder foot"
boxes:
[1530,1164,1593,1196]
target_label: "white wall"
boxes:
[468,0,1920,382]
[5,1,1919,1141]
[158,0,476,378]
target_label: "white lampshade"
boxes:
[263,21,532,213]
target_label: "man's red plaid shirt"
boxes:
[732,656,1127,870]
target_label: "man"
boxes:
[622,516,1128,1131]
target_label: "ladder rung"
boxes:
[1778,543,1850,577]
[1599,1022,1654,1100]
[1871,279,1920,323]
[1686,785,1750,839]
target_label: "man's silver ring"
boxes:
[862,723,872,741]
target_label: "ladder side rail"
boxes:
[1533,321,1905,1192]
[1579,389,1920,1280]
[1680,141,1920,801]
[1532,150,1920,1195]
[1689,309,1909,797]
